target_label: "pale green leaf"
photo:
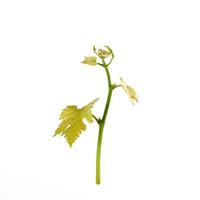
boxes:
[120,78,138,104]
[54,98,99,146]
[81,56,97,66]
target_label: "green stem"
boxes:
[96,66,113,184]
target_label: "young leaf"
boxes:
[54,98,99,146]
[120,78,138,104]
[81,56,97,66]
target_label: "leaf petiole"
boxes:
[92,114,101,124]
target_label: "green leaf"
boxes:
[54,98,99,146]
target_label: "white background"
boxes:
[0,0,200,199]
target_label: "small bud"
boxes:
[81,56,97,66]
[98,49,110,58]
